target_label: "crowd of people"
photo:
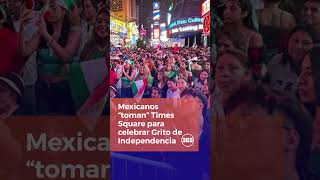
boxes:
[0,0,108,116]
[109,45,211,101]
[212,0,320,180]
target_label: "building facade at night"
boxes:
[166,0,207,46]
[110,0,139,46]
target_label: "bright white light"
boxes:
[167,13,171,25]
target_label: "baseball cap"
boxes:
[0,73,24,99]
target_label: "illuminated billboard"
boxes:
[202,0,210,16]
[153,29,160,39]
[153,10,160,20]
[202,0,210,34]
[153,2,159,10]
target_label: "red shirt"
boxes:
[173,46,180,53]
[109,69,117,86]
[0,28,23,74]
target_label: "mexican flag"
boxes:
[131,75,153,98]
[77,77,108,130]
[68,58,108,110]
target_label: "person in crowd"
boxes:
[22,0,81,115]
[178,60,192,80]
[190,57,202,73]
[215,48,250,105]
[302,0,320,33]
[152,70,168,98]
[80,7,107,60]
[256,0,296,60]
[134,63,153,98]
[204,61,211,74]
[222,0,263,55]
[267,25,317,96]
[0,72,24,118]
[145,58,157,79]
[0,3,23,74]
[151,87,161,98]
[194,70,209,91]
[177,77,188,93]
[216,87,313,180]
[119,60,136,98]
[0,73,26,179]
[166,78,179,99]
[164,62,176,79]
[79,0,98,55]
[298,47,319,118]
[167,88,210,180]
[297,47,320,179]
[7,0,41,115]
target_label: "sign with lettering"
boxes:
[168,17,203,29]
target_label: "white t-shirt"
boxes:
[166,89,180,99]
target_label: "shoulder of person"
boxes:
[281,10,296,27]
[249,30,263,47]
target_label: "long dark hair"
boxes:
[302,47,320,117]
[224,0,257,31]
[80,8,107,60]
[282,25,319,73]
[39,15,70,49]
[237,0,257,31]
[81,0,98,13]
[39,3,80,49]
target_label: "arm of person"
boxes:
[44,29,80,62]
[41,6,81,62]
[144,64,151,75]
[127,68,136,81]
[123,69,135,81]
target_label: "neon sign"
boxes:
[202,13,210,33]
[168,17,203,29]
[170,24,203,34]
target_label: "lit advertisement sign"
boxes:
[202,0,210,16]
[153,28,160,39]
[153,2,159,10]
[202,13,210,34]
[168,17,203,29]
[153,10,160,20]
[171,24,203,33]
[160,23,166,29]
